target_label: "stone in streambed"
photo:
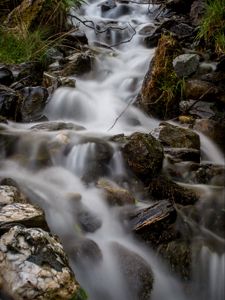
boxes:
[111,242,154,300]
[97,178,136,206]
[147,175,199,205]
[152,122,200,150]
[173,54,200,78]
[0,67,14,86]
[0,226,80,300]
[128,200,177,246]
[122,132,164,182]
[0,185,28,206]
[0,85,22,121]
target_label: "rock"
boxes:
[139,35,182,119]
[122,132,164,182]
[144,33,161,48]
[147,175,199,205]
[62,31,88,47]
[0,85,22,121]
[179,99,215,119]
[173,54,200,78]
[61,52,93,77]
[0,203,49,234]
[184,79,219,100]
[97,178,136,206]
[166,0,194,14]
[68,237,103,266]
[128,200,177,246]
[0,185,28,206]
[0,226,80,300]
[152,122,200,150]
[11,62,44,87]
[194,119,225,152]
[0,67,14,86]
[157,240,192,280]
[111,242,154,300]
[19,86,48,122]
[190,0,206,26]
[31,121,85,131]
[101,0,116,13]
[164,147,200,163]
[188,164,225,186]
[169,23,193,39]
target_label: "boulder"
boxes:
[0,203,49,234]
[157,240,192,280]
[101,0,116,13]
[164,147,200,163]
[111,242,154,300]
[31,121,85,131]
[173,54,200,78]
[97,178,136,206]
[139,35,182,119]
[11,62,44,87]
[128,200,177,246]
[61,52,93,77]
[147,175,199,205]
[19,86,48,122]
[0,67,14,86]
[165,0,194,14]
[184,79,219,101]
[0,226,80,300]
[0,185,28,206]
[122,132,164,182]
[0,85,22,121]
[152,122,200,150]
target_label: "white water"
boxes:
[0,1,225,300]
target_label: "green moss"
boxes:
[197,0,225,54]
[70,287,88,300]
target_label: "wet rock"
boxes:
[144,33,161,48]
[0,85,22,121]
[152,122,200,150]
[0,203,49,234]
[62,31,88,47]
[111,242,154,300]
[69,237,103,265]
[19,86,48,122]
[128,200,177,246]
[157,240,192,280]
[0,185,28,206]
[194,119,225,152]
[0,67,14,86]
[44,47,64,66]
[169,23,193,39]
[0,226,80,300]
[184,79,219,101]
[173,54,200,78]
[101,0,116,13]
[190,0,206,26]
[61,52,93,77]
[122,132,164,182]
[165,0,194,14]
[139,35,182,119]
[31,121,85,131]
[147,175,198,205]
[164,147,200,163]
[138,24,155,36]
[179,99,215,119]
[69,196,102,233]
[97,178,136,206]
[189,164,225,186]
[11,62,44,87]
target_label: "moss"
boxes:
[70,287,88,300]
[141,35,183,119]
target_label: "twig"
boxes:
[107,98,134,131]
[185,87,214,113]
[110,23,136,47]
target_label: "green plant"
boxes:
[70,287,88,300]
[197,0,225,54]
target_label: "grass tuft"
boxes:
[197,0,225,54]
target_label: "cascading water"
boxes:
[0,1,224,300]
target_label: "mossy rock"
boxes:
[122,132,164,183]
[139,35,183,120]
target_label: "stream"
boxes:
[0,1,225,299]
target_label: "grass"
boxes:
[0,0,84,64]
[197,0,225,54]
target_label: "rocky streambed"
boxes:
[0,0,225,299]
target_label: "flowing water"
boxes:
[0,1,225,299]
